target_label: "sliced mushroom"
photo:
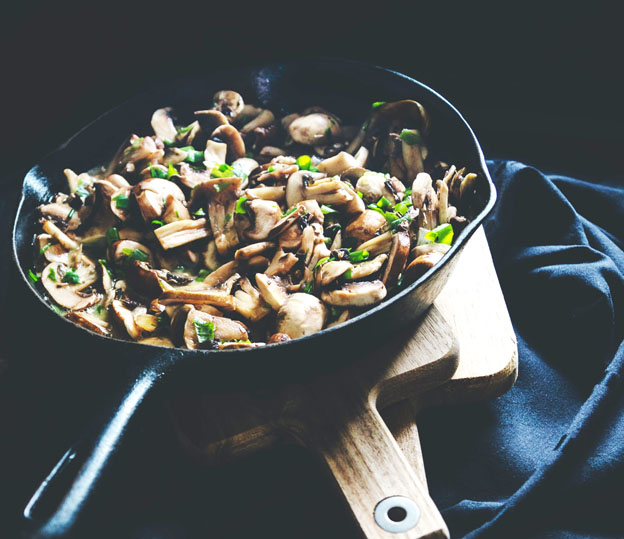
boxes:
[137,336,175,347]
[151,107,178,142]
[110,186,132,222]
[234,241,275,261]
[404,251,445,284]
[65,311,111,336]
[381,231,410,288]
[316,260,352,287]
[231,157,259,178]
[346,254,388,280]
[255,273,289,310]
[245,185,286,202]
[317,151,357,176]
[154,219,211,250]
[288,113,340,146]
[233,277,272,322]
[321,280,387,307]
[159,288,236,310]
[241,109,275,134]
[285,170,324,207]
[245,199,282,241]
[40,220,79,250]
[211,124,246,161]
[125,261,167,299]
[265,248,299,276]
[42,259,100,310]
[204,140,228,169]
[162,194,191,223]
[198,260,239,287]
[267,333,291,344]
[401,129,425,180]
[275,293,327,339]
[355,231,393,257]
[109,240,153,265]
[183,309,248,349]
[344,209,387,243]
[134,178,186,224]
[411,242,451,258]
[213,90,244,119]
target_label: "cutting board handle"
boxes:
[297,381,449,539]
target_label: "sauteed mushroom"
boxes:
[30,90,478,349]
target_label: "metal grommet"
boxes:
[374,495,420,533]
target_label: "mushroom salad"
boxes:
[29,91,480,349]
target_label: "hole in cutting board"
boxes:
[387,506,407,522]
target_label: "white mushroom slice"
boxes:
[234,241,276,261]
[275,293,327,339]
[121,135,163,165]
[110,240,153,266]
[135,313,159,334]
[288,113,340,146]
[321,281,387,307]
[285,171,324,207]
[204,140,228,169]
[41,220,79,250]
[199,260,239,287]
[316,260,352,287]
[346,254,388,280]
[202,240,220,271]
[219,341,263,350]
[356,231,393,256]
[134,178,186,224]
[411,172,433,209]
[162,194,191,223]
[317,152,357,176]
[42,261,101,310]
[154,219,211,250]
[231,157,259,177]
[208,195,240,255]
[184,309,248,349]
[233,277,272,322]
[353,146,369,168]
[138,336,175,347]
[344,209,387,243]
[246,200,282,241]
[213,90,244,119]
[265,249,299,276]
[401,129,425,180]
[411,242,451,257]
[245,186,286,202]
[355,171,404,204]
[404,251,445,284]
[211,124,246,161]
[241,109,275,134]
[159,288,236,310]
[162,148,191,167]
[151,107,178,143]
[329,229,342,251]
[257,146,286,159]
[255,273,289,310]
[381,231,411,288]
[66,311,110,336]
[110,186,132,221]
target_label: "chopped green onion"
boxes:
[195,268,211,282]
[98,259,114,279]
[194,318,215,344]
[163,139,174,147]
[51,304,65,315]
[267,165,275,173]
[356,191,363,198]
[213,181,231,193]
[343,269,353,280]
[372,101,387,109]
[175,210,180,218]
[106,227,120,246]
[235,196,248,215]
[121,248,149,262]
[376,196,392,210]
[28,269,39,284]
[177,123,195,135]
[324,127,331,136]
[296,155,311,170]
[304,281,314,294]
[211,164,234,178]
[389,213,412,231]
[244,151,254,158]
[150,166,168,179]
[151,220,164,228]
[180,146,204,163]
[95,304,104,314]
[112,193,130,210]
[403,188,412,200]
[40,243,51,255]
[48,267,57,282]
[174,265,187,273]
[167,163,178,178]
[394,202,409,216]
[66,208,75,221]
[397,273,404,287]
[281,206,298,218]
[62,268,81,284]
[224,212,232,225]
[314,256,330,273]
[349,250,369,263]
[324,237,333,247]
[425,223,454,245]
[399,129,422,146]
[309,166,319,173]
[193,208,206,217]
[231,163,249,180]
[320,204,339,215]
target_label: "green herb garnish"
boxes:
[180,146,204,163]
[151,220,164,228]
[167,163,178,179]
[281,206,298,218]
[66,208,75,221]
[194,318,215,344]
[224,212,232,225]
[193,208,206,217]
[177,123,195,135]
[62,268,81,284]
[112,193,130,210]
[48,267,57,282]
[211,164,234,178]
[425,223,454,245]
[296,154,311,170]
[40,243,51,255]
[399,129,422,146]
[349,250,369,263]
[304,281,314,294]
[376,196,392,210]
[235,196,248,215]
[98,259,114,279]
[372,101,387,109]
[195,268,211,282]
[28,269,39,284]
[343,269,353,280]
[121,248,149,262]
[320,204,339,215]
[314,256,330,273]
[267,165,275,173]
[106,227,120,246]
[75,186,90,199]
[213,181,231,193]
[151,165,168,179]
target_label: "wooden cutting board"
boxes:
[168,226,517,538]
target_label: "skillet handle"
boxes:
[298,385,449,539]
[22,353,177,538]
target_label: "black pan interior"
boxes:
[12,59,495,389]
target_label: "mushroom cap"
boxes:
[213,90,245,118]
[321,280,387,307]
[381,230,411,288]
[211,124,246,161]
[42,260,100,310]
[344,209,387,243]
[151,107,178,142]
[275,293,327,339]
[288,113,341,146]
[246,199,282,241]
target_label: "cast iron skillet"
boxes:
[13,59,495,538]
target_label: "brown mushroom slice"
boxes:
[135,313,159,335]
[110,240,153,266]
[202,241,220,271]
[326,309,352,329]
[213,90,244,119]
[134,178,186,224]
[42,261,101,310]
[198,260,239,287]
[194,109,230,129]
[138,336,175,347]
[401,129,426,180]
[255,273,289,310]
[109,186,132,221]
[233,277,272,322]
[162,194,191,223]
[275,293,327,339]
[38,197,83,231]
[317,151,357,176]
[65,311,111,336]
[110,300,145,340]
[240,109,275,134]
[125,261,168,300]
[245,186,286,202]
[288,113,340,146]
[151,107,178,143]
[176,163,212,190]
[208,194,240,256]
[411,242,451,258]
[344,209,387,243]
[154,219,211,250]
[381,231,411,288]
[316,260,352,287]
[268,332,291,344]
[265,249,299,276]
[355,231,393,257]
[245,199,282,241]
[346,254,388,280]
[159,288,236,310]
[41,220,79,250]
[234,241,276,261]
[184,310,248,349]
[211,124,246,161]
[321,280,387,307]
[404,251,445,284]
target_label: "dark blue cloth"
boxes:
[418,161,624,538]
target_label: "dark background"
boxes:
[1,2,622,538]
